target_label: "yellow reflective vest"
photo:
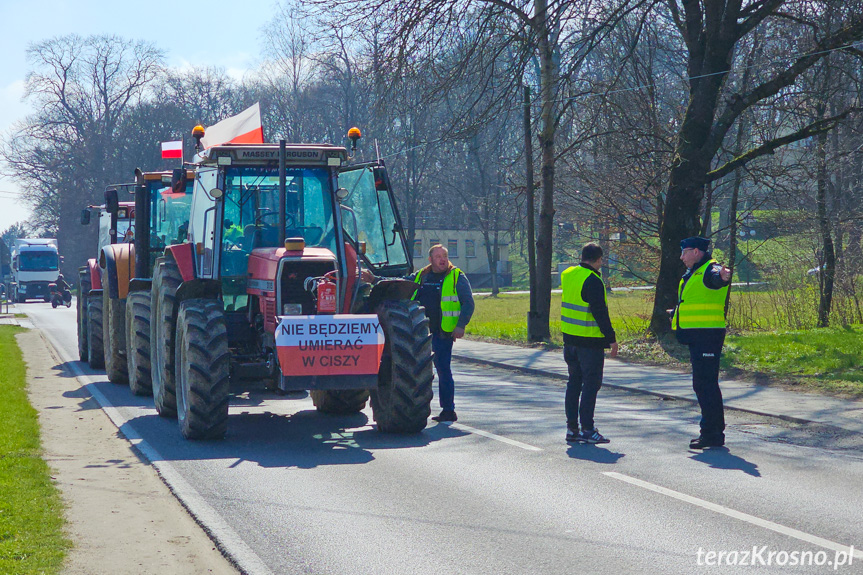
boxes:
[561,265,605,339]
[673,259,728,330]
[414,267,462,333]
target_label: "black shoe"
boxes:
[689,436,724,449]
[565,428,579,443]
[577,429,610,444]
[432,410,457,422]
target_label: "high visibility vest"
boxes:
[560,265,605,338]
[414,267,462,333]
[673,259,728,330]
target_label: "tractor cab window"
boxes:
[150,180,193,251]
[220,166,335,313]
[338,166,410,274]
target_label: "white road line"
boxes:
[603,471,863,560]
[30,313,276,575]
[449,422,543,451]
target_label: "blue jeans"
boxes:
[432,334,455,411]
[564,345,605,431]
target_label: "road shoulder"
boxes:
[18,328,239,575]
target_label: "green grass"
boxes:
[0,326,70,573]
[724,326,863,395]
[469,291,863,396]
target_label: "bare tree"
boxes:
[649,0,863,336]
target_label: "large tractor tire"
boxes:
[174,299,230,440]
[86,293,105,369]
[311,389,370,414]
[77,272,90,362]
[150,258,182,418]
[126,290,152,396]
[370,300,434,433]
[103,289,128,385]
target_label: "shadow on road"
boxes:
[689,448,761,477]
[120,406,469,471]
[566,444,625,464]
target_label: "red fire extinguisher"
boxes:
[316,279,337,314]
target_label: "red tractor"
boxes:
[78,192,136,369]
[148,132,433,439]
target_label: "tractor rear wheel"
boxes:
[151,258,182,418]
[86,292,104,369]
[126,290,152,396]
[370,300,433,433]
[103,289,128,384]
[311,389,370,414]
[174,299,230,440]
[77,271,90,361]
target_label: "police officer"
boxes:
[673,236,732,449]
[410,244,474,422]
[561,243,618,444]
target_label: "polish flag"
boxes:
[161,140,183,159]
[201,102,264,149]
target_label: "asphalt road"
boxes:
[22,301,863,574]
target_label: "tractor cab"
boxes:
[185,142,412,327]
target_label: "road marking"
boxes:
[603,471,863,560]
[449,422,543,451]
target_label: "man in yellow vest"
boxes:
[561,243,618,444]
[673,236,732,449]
[410,244,474,422]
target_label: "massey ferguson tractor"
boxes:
[77,193,135,369]
[146,132,433,439]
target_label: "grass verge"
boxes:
[469,292,863,397]
[0,325,70,573]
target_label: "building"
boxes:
[411,228,512,288]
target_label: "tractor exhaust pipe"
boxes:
[278,139,286,246]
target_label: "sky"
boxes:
[0,0,280,234]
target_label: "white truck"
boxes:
[10,238,61,303]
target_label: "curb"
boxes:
[453,353,827,429]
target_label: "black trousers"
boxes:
[689,340,726,441]
[564,345,605,431]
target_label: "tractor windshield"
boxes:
[221,166,334,254]
[338,166,410,274]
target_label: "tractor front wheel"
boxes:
[103,289,128,384]
[151,258,182,418]
[77,271,90,361]
[126,291,152,396]
[86,292,104,369]
[370,300,433,433]
[174,299,230,440]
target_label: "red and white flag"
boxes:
[201,102,264,149]
[161,140,183,159]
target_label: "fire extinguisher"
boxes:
[316,279,337,314]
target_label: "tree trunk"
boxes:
[532,0,556,341]
[816,130,835,327]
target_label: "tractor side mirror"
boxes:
[81,209,91,225]
[372,166,388,191]
[104,189,119,216]
[171,168,185,194]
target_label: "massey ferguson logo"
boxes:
[237,149,321,160]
